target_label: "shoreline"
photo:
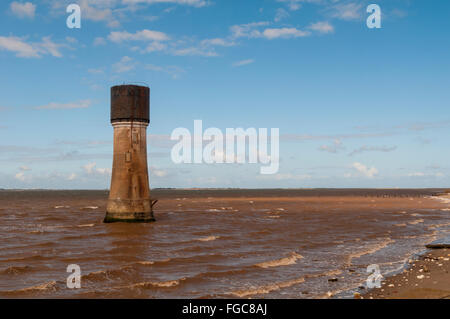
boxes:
[360,194,450,299]
[361,247,449,299]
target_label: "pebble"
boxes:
[328,278,338,282]
[417,275,425,279]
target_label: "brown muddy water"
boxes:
[0,189,449,299]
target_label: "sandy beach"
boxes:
[360,194,450,299]
[361,248,450,299]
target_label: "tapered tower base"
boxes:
[104,211,155,223]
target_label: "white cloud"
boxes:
[112,56,136,73]
[276,0,303,11]
[319,139,344,153]
[39,36,63,57]
[0,36,38,58]
[122,0,208,7]
[66,37,78,44]
[145,64,185,79]
[308,21,334,34]
[83,162,111,175]
[232,59,254,67]
[35,99,91,110]
[348,145,397,156]
[150,166,169,177]
[15,171,26,181]
[14,165,31,181]
[83,162,97,174]
[274,8,289,22]
[0,35,64,58]
[408,172,425,177]
[79,0,120,28]
[201,38,236,47]
[229,24,310,41]
[10,1,36,19]
[230,22,269,39]
[352,162,378,178]
[108,29,170,42]
[144,41,167,52]
[330,2,363,21]
[93,37,107,46]
[407,172,444,178]
[263,27,310,39]
[67,173,77,180]
[173,46,217,57]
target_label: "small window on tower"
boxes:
[132,132,139,145]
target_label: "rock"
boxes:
[417,275,425,279]
[425,236,450,249]
[328,278,338,282]
[354,292,361,299]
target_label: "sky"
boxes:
[0,0,449,189]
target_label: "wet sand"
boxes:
[0,189,448,299]
[361,248,450,299]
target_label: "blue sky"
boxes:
[0,0,449,189]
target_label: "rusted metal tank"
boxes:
[110,85,150,124]
[105,84,156,223]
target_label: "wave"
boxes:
[135,261,154,266]
[230,277,305,297]
[77,224,95,228]
[255,252,303,269]
[1,281,59,296]
[82,266,134,283]
[0,265,33,275]
[114,279,184,290]
[428,222,450,229]
[346,238,395,265]
[230,268,343,298]
[196,236,220,242]
[1,254,48,263]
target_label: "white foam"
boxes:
[196,235,220,242]
[255,252,303,269]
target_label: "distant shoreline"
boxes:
[0,188,447,200]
